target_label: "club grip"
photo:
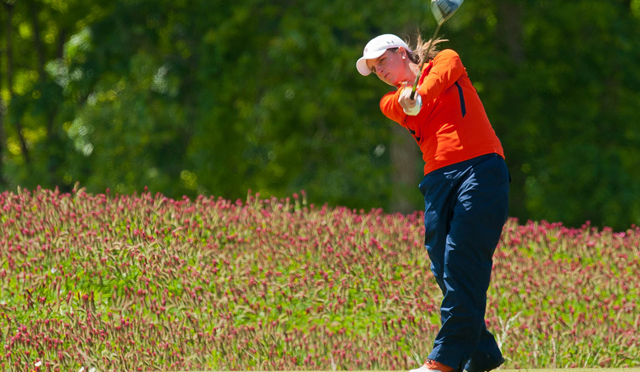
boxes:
[409,71,422,100]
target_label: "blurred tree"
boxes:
[1,0,99,189]
[0,0,638,230]
[35,0,429,207]
[2,0,32,169]
[0,54,4,186]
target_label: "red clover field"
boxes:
[1,187,639,371]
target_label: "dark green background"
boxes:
[1,0,639,230]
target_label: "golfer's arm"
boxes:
[379,91,406,124]
[418,49,465,103]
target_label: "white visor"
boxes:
[356,34,411,76]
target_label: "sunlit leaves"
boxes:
[1,0,640,230]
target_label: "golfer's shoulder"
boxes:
[435,49,461,63]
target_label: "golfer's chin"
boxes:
[383,77,398,87]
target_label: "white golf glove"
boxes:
[401,93,422,116]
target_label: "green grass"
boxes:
[1,188,639,371]
[184,370,640,372]
[501,370,640,372]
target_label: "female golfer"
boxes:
[356,34,509,372]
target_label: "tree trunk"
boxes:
[497,1,525,65]
[27,0,47,81]
[28,0,66,188]
[390,125,421,214]
[57,28,67,59]
[0,67,5,186]
[496,0,525,221]
[4,2,32,167]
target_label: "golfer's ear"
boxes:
[400,47,411,60]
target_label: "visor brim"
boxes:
[356,49,387,76]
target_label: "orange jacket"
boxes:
[380,49,504,175]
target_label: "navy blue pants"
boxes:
[418,153,509,372]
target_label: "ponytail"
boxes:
[407,35,448,65]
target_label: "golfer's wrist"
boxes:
[403,94,422,116]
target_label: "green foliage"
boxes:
[423,0,640,229]
[0,0,639,229]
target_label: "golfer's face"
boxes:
[367,50,405,86]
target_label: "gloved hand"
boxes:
[398,84,422,116]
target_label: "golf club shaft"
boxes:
[409,22,442,100]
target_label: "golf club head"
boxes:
[431,0,464,25]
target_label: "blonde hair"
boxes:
[406,35,448,66]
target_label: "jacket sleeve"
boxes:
[379,89,407,125]
[417,49,465,103]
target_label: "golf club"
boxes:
[409,0,464,100]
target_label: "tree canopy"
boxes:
[1,0,639,230]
